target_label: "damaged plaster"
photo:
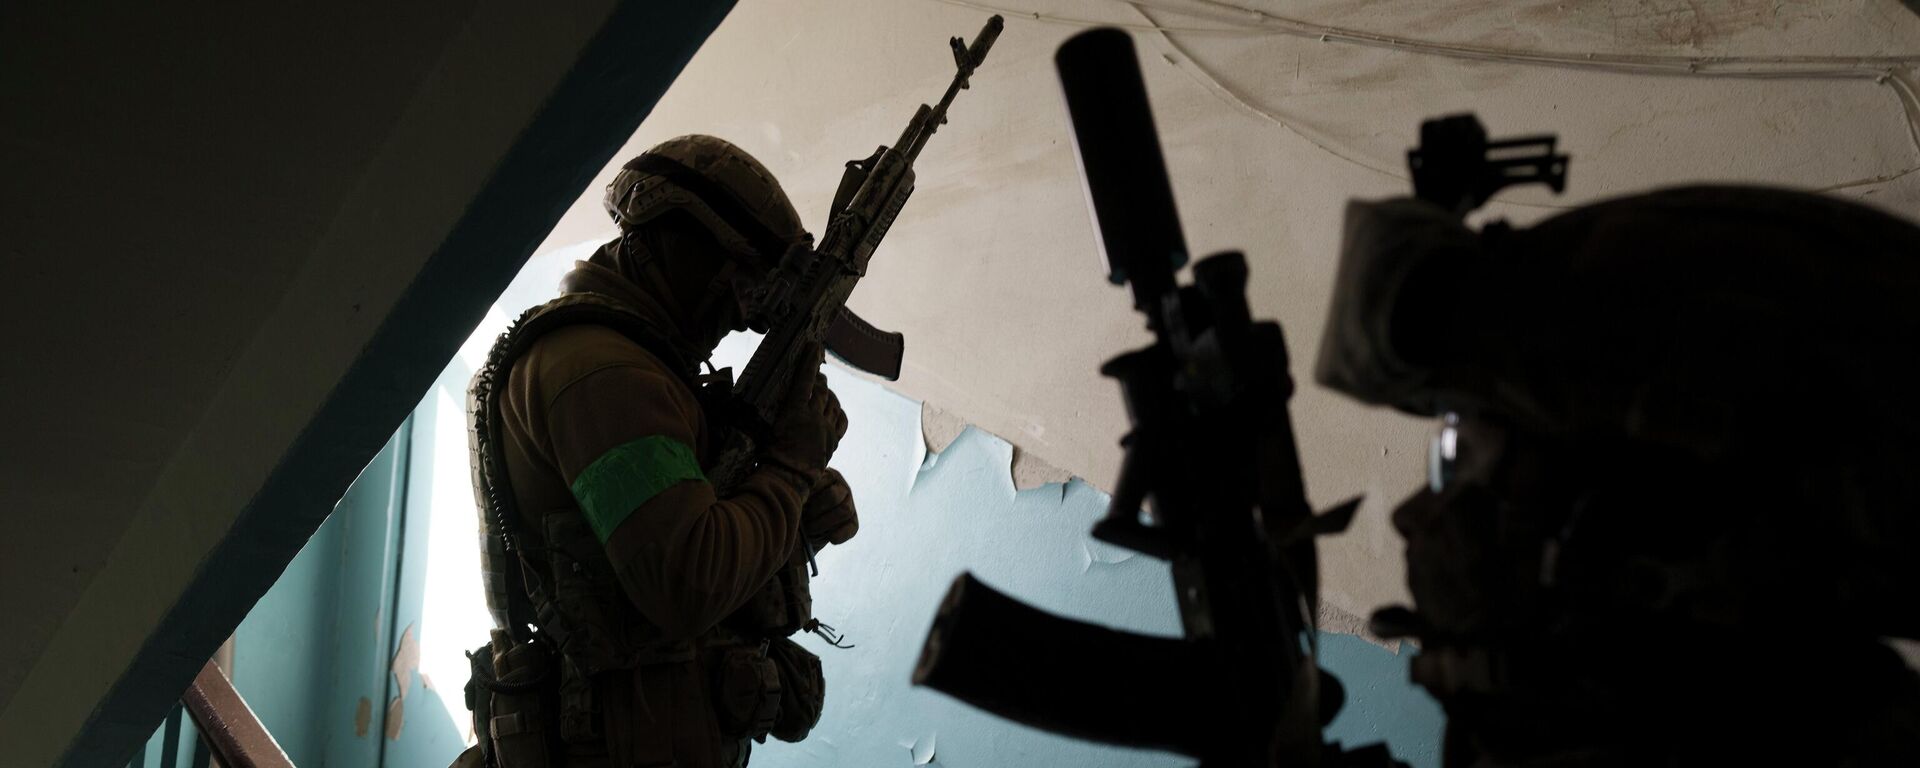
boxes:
[1012,447,1075,491]
[384,623,421,741]
[1319,601,1402,654]
[898,732,939,765]
[533,0,1920,630]
[919,402,968,456]
[385,695,406,742]
[923,402,1077,491]
[710,333,1440,767]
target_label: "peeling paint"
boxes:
[1319,601,1403,653]
[898,732,937,765]
[922,401,1078,493]
[390,624,420,695]
[383,623,419,741]
[402,313,1452,766]
[1011,446,1073,491]
[1080,540,1139,573]
[919,402,967,456]
[540,0,1920,659]
[219,430,416,764]
[385,695,405,741]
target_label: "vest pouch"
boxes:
[725,549,813,638]
[462,643,500,768]
[542,512,640,674]
[766,637,825,743]
[780,555,813,635]
[489,630,559,768]
[555,657,600,747]
[711,642,781,741]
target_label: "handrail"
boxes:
[179,661,296,768]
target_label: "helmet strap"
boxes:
[622,231,698,330]
[618,229,658,272]
[691,258,743,339]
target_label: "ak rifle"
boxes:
[707,14,1003,489]
[911,28,1401,768]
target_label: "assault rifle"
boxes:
[706,15,1003,489]
[911,29,1401,767]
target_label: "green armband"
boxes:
[570,435,706,543]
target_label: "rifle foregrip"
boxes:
[913,572,1219,756]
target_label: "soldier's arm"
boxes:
[543,362,812,641]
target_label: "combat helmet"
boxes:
[603,135,811,265]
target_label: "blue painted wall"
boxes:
[220,425,463,766]
[709,335,1445,768]
[384,370,487,766]
[1320,635,1441,766]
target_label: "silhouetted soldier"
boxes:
[1321,184,1920,766]
[461,136,858,768]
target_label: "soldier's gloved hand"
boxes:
[765,345,848,477]
[803,469,859,547]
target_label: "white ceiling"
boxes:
[538,0,1920,619]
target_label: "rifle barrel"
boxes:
[904,15,1004,162]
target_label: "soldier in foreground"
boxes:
[1319,117,1920,765]
[914,26,1920,768]
[458,136,857,768]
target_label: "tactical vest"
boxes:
[466,292,824,765]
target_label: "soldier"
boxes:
[1318,185,1920,766]
[461,135,860,768]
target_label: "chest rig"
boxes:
[467,291,820,759]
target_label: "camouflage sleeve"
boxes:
[540,360,811,641]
